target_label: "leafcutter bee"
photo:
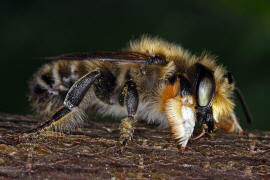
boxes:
[27,36,252,150]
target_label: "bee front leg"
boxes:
[119,80,139,149]
[25,71,102,134]
[165,96,196,151]
[162,75,196,151]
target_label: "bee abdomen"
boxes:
[29,61,87,117]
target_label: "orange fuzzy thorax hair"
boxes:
[161,79,180,111]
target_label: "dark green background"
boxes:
[1,1,269,130]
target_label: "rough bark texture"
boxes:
[0,112,269,179]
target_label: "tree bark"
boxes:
[0,112,269,179]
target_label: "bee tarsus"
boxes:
[119,80,138,147]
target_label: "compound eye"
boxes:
[197,75,214,107]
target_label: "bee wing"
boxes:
[44,52,167,65]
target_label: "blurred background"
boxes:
[0,1,269,130]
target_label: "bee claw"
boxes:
[119,138,128,152]
[119,145,125,152]
[191,128,206,141]
[178,145,186,152]
[208,132,214,137]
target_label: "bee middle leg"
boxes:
[25,71,102,134]
[119,80,139,147]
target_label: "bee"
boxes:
[27,36,252,150]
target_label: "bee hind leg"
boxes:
[25,71,102,134]
[119,80,139,149]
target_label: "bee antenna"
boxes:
[234,88,253,124]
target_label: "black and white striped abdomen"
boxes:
[29,60,88,117]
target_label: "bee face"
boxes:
[191,63,216,132]
[163,63,217,145]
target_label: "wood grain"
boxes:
[0,112,269,179]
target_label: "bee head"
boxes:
[190,63,216,132]
[164,63,218,133]
[165,59,252,134]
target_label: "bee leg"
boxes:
[25,71,102,134]
[191,124,207,140]
[164,75,196,151]
[217,113,243,134]
[119,80,139,149]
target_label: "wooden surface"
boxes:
[0,112,269,179]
